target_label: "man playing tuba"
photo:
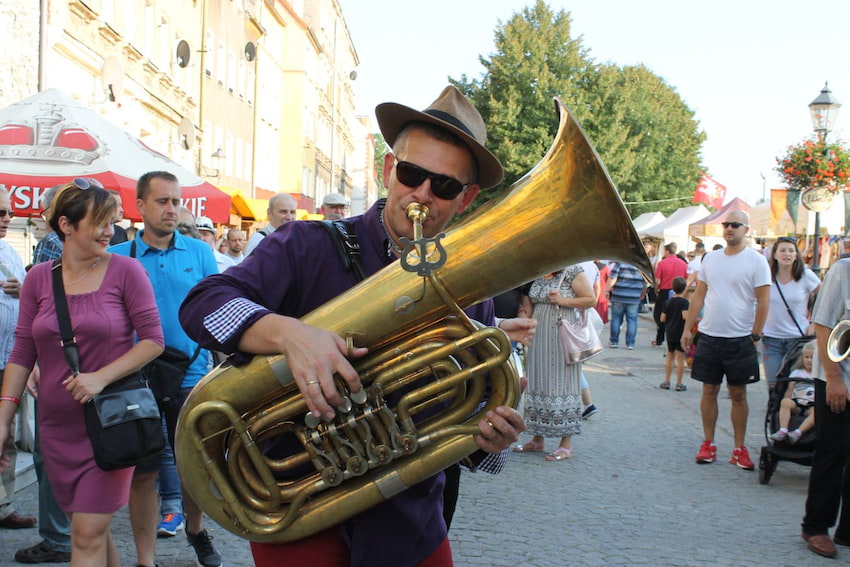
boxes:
[179,86,532,567]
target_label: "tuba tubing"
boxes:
[175,98,653,542]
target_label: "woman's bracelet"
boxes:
[0,396,20,405]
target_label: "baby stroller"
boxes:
[758,340,817,485]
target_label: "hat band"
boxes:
[424,109,475,139]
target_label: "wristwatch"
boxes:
[750,333,761,342]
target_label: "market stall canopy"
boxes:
[643,205,710,251]
[632,211,666,236]
[688,197,751,238]
[219,186,267,221]
[0,89,230,222]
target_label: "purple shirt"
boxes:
[179,200,494,566]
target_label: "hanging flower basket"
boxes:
[776,136,850,193]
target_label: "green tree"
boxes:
[372,132,389,198]
[452,0,705,217]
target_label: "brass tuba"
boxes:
[175,98,653,542]
[827,320,850,362]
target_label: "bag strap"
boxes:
[130,240,202,363]
[556,268,568,290]
[51,261,81,376]
[775,280,806,337]
[319,220,365,282]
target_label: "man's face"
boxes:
[199,230,216,248]
[268,197,297,228]
[227,230,245,254]
[137,178,181,238]
[0,193,11,239]
[381,128,479,245]
[321,203,346,221]
[112,194,124,222]
[722,212,749,246]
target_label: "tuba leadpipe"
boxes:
[175,98,653,542]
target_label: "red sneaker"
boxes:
[730,446,755,470]
[695,440,716,464]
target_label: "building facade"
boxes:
[0,0,377,261]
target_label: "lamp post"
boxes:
[808,82,841,273]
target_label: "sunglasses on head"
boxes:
[777,236,798,244]
[72,177,104,191]
[394,159,469,201]
[721,222,747,229]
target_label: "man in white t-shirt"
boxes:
[682,210,771,471]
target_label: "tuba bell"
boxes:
[175,98,653,542]
[827,320,850,362]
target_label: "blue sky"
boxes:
[340,0,850,207]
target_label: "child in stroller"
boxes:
[769,341,815,444]
[759,338,817,484]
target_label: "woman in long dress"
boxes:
[513,264,596,460]
[0,181,163,566]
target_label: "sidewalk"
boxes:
[449,311,830,566]
[0,312,834,566]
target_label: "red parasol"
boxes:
[0,89,230,222]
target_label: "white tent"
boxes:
[644,205,710,253]
[632,211,666,236]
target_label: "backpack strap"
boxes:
[319,220,365,282]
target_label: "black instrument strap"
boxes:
[319,220,365,282]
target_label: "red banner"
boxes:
[692,174,727,210]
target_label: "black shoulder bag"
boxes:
[130,240,201,405]
[52,260,164,470]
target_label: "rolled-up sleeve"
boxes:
[179,222,327,355]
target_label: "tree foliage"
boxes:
[452,0,705,217]
[372,132,389,198]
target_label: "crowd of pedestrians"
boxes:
[0,86,848,565]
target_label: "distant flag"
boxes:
[692,173,727,210]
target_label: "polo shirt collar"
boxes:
[135,229,187,254]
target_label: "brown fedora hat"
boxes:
[375,86,504,189]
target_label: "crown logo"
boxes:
[0,103,102,166]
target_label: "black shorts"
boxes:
[667,339,684,353]
[691,334,760,386]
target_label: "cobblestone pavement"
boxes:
[0,313,839,566]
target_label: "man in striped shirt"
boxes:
[606,262,647,350]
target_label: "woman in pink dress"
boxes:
[0,180,163,566]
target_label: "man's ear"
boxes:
[455,185,480,215]
[382,153,395,188]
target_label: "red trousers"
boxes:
[250,528,453,567]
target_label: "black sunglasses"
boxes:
[776,236,798,244]
[72,177,104,191]
[721,222,747,229]
[0,209,14,219]
[394,159,469,201]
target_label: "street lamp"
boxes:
[808,82,841,273]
